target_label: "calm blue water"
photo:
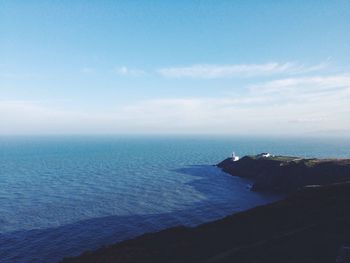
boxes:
[0,136,349,262]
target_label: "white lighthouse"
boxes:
[232,152,240,161]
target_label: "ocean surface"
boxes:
[0,136,349,263]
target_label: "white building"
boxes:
[257,153,274,158]
[232,152,240,161]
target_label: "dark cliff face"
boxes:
[217,155,350,193]
[61,182,350,263]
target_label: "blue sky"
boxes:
[1,1,350,135]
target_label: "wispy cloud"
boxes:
[2,76,349,135]
[112,73,350,134]
[115,66,146,77]
[250,75,350,95]
[1,69,349,136]
[157,62,327,79]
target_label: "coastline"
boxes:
[217,154,350,193]
[62,154,350,263]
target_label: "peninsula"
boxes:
[218,154,350,193]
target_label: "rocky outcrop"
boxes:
[217,155,350,193]
[61,182,350,263]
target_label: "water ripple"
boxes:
[0,136,349,262]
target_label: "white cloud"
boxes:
[254,73,349,101]
[250,75,350,94]
[1,79,349,136]
[157,62,327,79]
[1,70,349,136]
[115,66,145,77]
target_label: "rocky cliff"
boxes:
[217,155,350,193]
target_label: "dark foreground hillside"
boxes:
[62,182,350,263]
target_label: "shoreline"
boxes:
[61,154,350,263]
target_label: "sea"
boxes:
[0,136,349,262]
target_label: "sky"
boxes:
[1,0,350,136]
